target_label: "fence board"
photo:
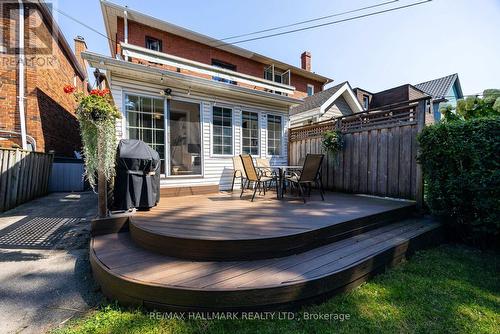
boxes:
[359,131,368,193]
[343,134,352,193]
[288,100,428,201]
[0,149,53,212]
[399,125,412,198]
[387,126,400,197]
[377,129,388,195]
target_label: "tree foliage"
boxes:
[417,117,500,249]
[440,89,500,121]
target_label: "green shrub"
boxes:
[417,117,500,249]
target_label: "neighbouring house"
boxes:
[414,73,463,122]
[82,0,333,193]
[0,0,88,156]
[289,81,363,127]
[354,74,464,124]
[353,84,428,110]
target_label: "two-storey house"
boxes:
[82,0,332,193]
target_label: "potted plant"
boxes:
[322,129,344,158]
[64,85,121,190]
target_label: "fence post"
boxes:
[415,99,427,211]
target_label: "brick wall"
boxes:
[116,18,324,99]
[0,4,85,155]
[0,3,20,147]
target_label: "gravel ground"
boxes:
[0,192,103,334]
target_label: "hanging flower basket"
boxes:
[64,85,121,190]
[322,129,344,155]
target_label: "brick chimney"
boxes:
[301,51,311,71]
[74,35,88,73]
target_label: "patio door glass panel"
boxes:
[168,100,202,176]
[125,94,166,174]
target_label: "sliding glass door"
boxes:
[168,100,202,176]
[125,94,166,174]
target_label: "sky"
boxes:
[54,0,500,95]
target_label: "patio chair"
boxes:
[240,154,277,201]
[231,156,248,192]
[256,158,274,177]
[256,158,277,190]
[285,154,325,203]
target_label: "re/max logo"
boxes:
[0,1,55,55]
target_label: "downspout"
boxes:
[123,9,128,44]
[17,0,27,150]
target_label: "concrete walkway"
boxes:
[0,192,102,334]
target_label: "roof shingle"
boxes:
[290,82,347,115]
[414,73,458,99]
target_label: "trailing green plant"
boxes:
[417,116,500,249]
[322,130,344,155]
[440,89,500,121]
[65,85,121,189]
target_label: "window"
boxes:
[168,100,202,176]
[212,106,233,155]
[145,36,162,52]
[212,59,236,84]
[362,95,370,109]
[242,111,259,155]
[267,114,282,156]
[307,84,314,96]
[125,94,165,173]
[264,65,290,95]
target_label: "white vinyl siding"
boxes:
[110,74,289,190]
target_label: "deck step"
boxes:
[91,217,443,311]
[129,192,417,260]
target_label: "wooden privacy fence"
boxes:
[0,148,54,212]
[289,98,428,207]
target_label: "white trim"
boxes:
[240,109,261,157]
[307,84,315,97]
[121,43,295,95]
[166,97,204,177]
[83,51,301,107]
[210,104,235,158]
[319,82,364,115]
[265,113,285,158]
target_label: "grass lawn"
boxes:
[56,245,499,334]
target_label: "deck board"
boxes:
[93,218,439,291]
[129,192,416,260]
[134,192,413,240]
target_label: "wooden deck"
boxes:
[90,191,443,311]
[130,192,416,260]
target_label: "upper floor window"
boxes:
[145,36,162,52]
[212,59,237,85]
[362,95,370,109]
[307,84,314,96]
[213,106,233,155]
[267,114,282,156]
[264,65,290,95]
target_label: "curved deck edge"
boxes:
[90,224,442,311]
[129,205,416,261]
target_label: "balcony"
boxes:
[120,43,296,96]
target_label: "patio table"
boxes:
[270,165,303,199]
